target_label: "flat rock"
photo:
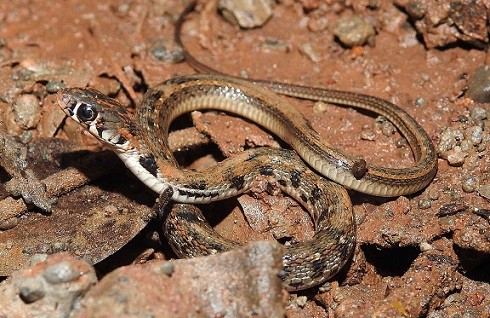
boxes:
[73,241,285,318]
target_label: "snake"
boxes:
[56,3,437,291]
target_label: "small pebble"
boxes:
[395,137,408,148]
[446,146,467,166]
[361,129,376,141]
[18,277,46,303]
[419,242,433,252]
[380,120,396,136]
[313,101,328,113]
[466,126,483,146]
[51,241,68,253]
[477,184,490,200]
[415,97,425,106]
[374,116,396,136]
[428,188,440,200]
[462,176,477,193]
[459,139,472,152]
[469,106,487,121]
[259,38,289,53]
[45,80,65,93]
[467,65,490,103]
[295,296,308,307]
[318,282,332,293]
[158,263,175,276]
[437,128,464,153]
[418,198,432,210]
[218,0,274,29]
[19,131,33,144]
[299,42,321,63]
[0,93,12,103]
[13,94,41,129]
[12,69,33,82]
[151,43,184,63]
[307,16,329,32]
[43,261,81,284]
[333,15,376,47]
[0,217,19,230]
[104,204,119,216]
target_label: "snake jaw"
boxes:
[57,87,134,150]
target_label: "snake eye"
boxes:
[77,103,98,122]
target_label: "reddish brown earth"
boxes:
[0,0,489,316]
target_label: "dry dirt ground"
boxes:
[0,0,489,317]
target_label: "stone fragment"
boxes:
[218,0,274,28]
[333,15,376,47]
[468,65,490,103]
[12,94,41,130]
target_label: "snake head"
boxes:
[57,87,133,149]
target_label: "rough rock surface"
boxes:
[0,253,97,317]
[73,242,285,318]
[395,0,489,48]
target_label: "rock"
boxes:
[461,175,477,193]
[333,15,376,47]
[0,253,97,317]
[299,42,321,63]
[45,80,65,94]
[88,76,121,96]
[467,65,490,103]
[466,126,483,146]
[12,94,41,130]
[446,146,467,166]
[375,116,396,136]
[73,242,285,317]
[357,196,444,247]
[334,238,460,317]
[150,40,184,64]
[38,94,66,137]
[437,128,464,153]
[469,106,487,121]
[395,0,489,48]
[218,0,275,29]
[477,184,490,200]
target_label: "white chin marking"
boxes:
[116,148,169,194]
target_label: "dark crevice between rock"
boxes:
[131,68,148,94]
[94,220,168,279]
[200,197,239,228]
[0,166,10,199]
[362,244,420,277]
[454,246,490,283]
[464,259,490,283]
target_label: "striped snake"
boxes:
[56,3,437,290]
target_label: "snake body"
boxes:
[56,4,437,291]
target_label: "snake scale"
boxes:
[57,2,437,290]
